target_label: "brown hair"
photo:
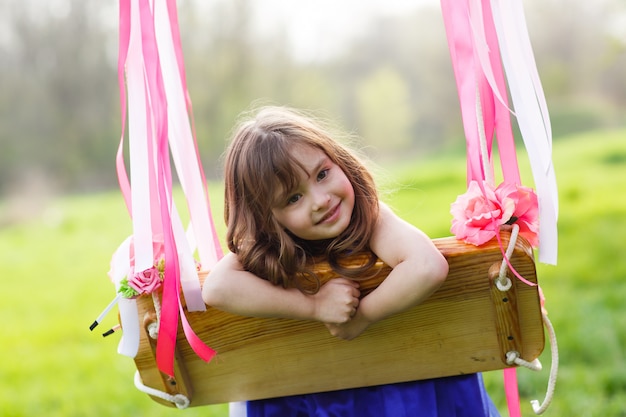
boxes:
[223,106,379,292]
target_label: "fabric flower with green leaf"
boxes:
[118,256,165,298]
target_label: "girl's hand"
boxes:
[324,310,371,341]
[311,278,360,324]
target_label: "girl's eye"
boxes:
[287,194,302,205]
[317,169,329,181]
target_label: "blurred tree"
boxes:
[181,0,317,176]
[525,0,626,134]
[180,0,258,176]
[0,0,623,195]
[333,8,463,155]
[355,66,413,155]
[0,0,119,194]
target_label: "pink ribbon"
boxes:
[503,368,521,417]
[441,1,526,415]
[441,0,520,188]
[116,0,131,213]
[116,0,218,377]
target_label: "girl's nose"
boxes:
[311,189,330,212]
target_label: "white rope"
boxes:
[135,293,190,408]
[148,292,162,339]
[476,83,495,187]
[506,351,542,372]
[134,371,190,409]
[495,223,558,413]
[496,224,519,291]
[504,310,558,415]
[530,312,559,414]
[476,77,518,290]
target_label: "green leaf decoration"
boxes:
[118,277,139,298]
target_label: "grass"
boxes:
[0,129,624,416]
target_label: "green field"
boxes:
[1,129,624,416]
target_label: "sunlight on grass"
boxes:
[1,129,624,416]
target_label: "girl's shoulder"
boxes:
[374,201,403,228]
[370,201,435,267]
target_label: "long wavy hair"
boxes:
[223,106,379,292]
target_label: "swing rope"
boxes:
[147,292,162,340]
[470,17,559,407]
[130,292,192,409]
[496,224,559,415]
[530,313,559,414]
[475,83,496,188]
[495,223,518,292]
[104,0,559,411]
[133,371,190,409]
[503,312,559,415]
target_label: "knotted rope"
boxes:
[497,225,558,414]
[133,371,190,409]
[147,292,162,340]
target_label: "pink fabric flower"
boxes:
[450,180,539,246]
[127,266,162,295]
[451,181,503,245]
[495,183,539,247]
[122,235,166,295]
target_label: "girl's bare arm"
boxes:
[327,203,448,340]
[202,252,360,324]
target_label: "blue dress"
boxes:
[244,373,500,417]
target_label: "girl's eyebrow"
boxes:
[308,155,329,177]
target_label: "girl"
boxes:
[202,106,499,416]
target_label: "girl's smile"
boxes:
[315,202,340,225]
[271,145,355,241]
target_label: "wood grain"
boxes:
[131,231,544,407]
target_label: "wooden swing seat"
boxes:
[131,230,543,407]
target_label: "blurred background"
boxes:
[1,0,625,416]
[0,0,624,203]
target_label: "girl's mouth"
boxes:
[317,202,340,225]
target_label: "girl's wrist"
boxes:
[309,292,328,322]
[280,288,318,321]
[354,298,377,324]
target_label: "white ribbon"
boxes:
[491,0,559,264]
[126,0,155,272]
[109,236,141,358]
[153,0,221,310]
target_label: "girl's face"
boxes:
[271,145,355,241]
